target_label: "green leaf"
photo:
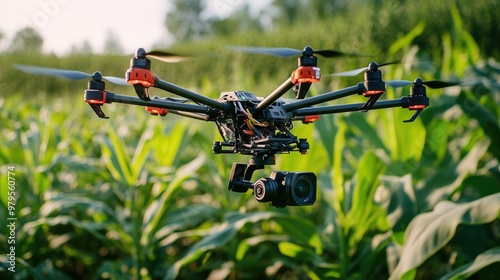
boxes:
[33,171,51,196]
[390,193,500,280]
[100,128,133,185]
[417,140,490,210]
[439,246,500,280]
[273,214,323,255]
[22,215,109,244]
[0,255,44,279]
[150,122,188,167]
[346,113,389,154]
[130,123,154,184]
[315,113,338,166]
[380,175,417,239]
[38,192,117,221]
[141,155,206,246]
[357,231,393,279]
[332,116,346,195]
[278,241,309,258]
[165,211,322,279]
[450,5,480,66]
[347,152,387,243]
[388,21,426,55]
[393,108,426,162]
[236,235,288,261]
[277,241,329,279]
[458,91,500,161]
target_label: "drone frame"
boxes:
[18,46,436,207]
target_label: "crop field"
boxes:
[1,2,500,279]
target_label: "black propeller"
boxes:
[14,64,128,86]
[386,79,461,89]
[227,45,358,58]
[134,48,190,63]
[327,61,399,77]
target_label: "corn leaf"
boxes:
[438,246,500,280]
[390,193,500,280]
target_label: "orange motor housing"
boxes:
[291,66,320,84]
[126,67,155,87]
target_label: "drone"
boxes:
[15,46,461,208]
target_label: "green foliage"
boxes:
[1,3,500,280]
[439,247,500,280]
[390,193,500,279]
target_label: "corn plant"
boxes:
[1,5,499,279]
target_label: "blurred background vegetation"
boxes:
[1,0,499,279]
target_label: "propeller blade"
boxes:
[378,61,399,67]
[327,66,367,77]
[327,61,399,77]
[386,80,414,88]
[313,49,353,58]
[228,46,358,59]
[386,80,461,89]
[14,64,127,85]
[145,50,190,63]
[423,80,461,89]
[14,64,91,80]
[314,49,362,58]
[102,76,129,86]
[227,46,302,57]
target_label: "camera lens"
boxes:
[286,172,316,206]
[294,178,311,198]
[253,178,278,202]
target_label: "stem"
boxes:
[333,211,350,279]
[131,186,142,279]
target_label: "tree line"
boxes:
[2,0,498,58]
[166,0,499,58]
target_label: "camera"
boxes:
[253,171,317,208]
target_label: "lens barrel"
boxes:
[253,178,278,202]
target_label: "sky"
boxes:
[0,0,271,55]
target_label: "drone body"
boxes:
[16,46,460,208]
[214,91,307,157]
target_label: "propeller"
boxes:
[327,61,398,77]
[227,45,358,58]
[387,77,459,123]
[14,64,129,86]
[386,79,461,89]
[134,48,191,63]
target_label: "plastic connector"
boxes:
[145,106,168,116]
[302,115,320,124]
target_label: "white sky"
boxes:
[0,0,271,55]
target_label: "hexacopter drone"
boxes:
[15,46,460,208]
